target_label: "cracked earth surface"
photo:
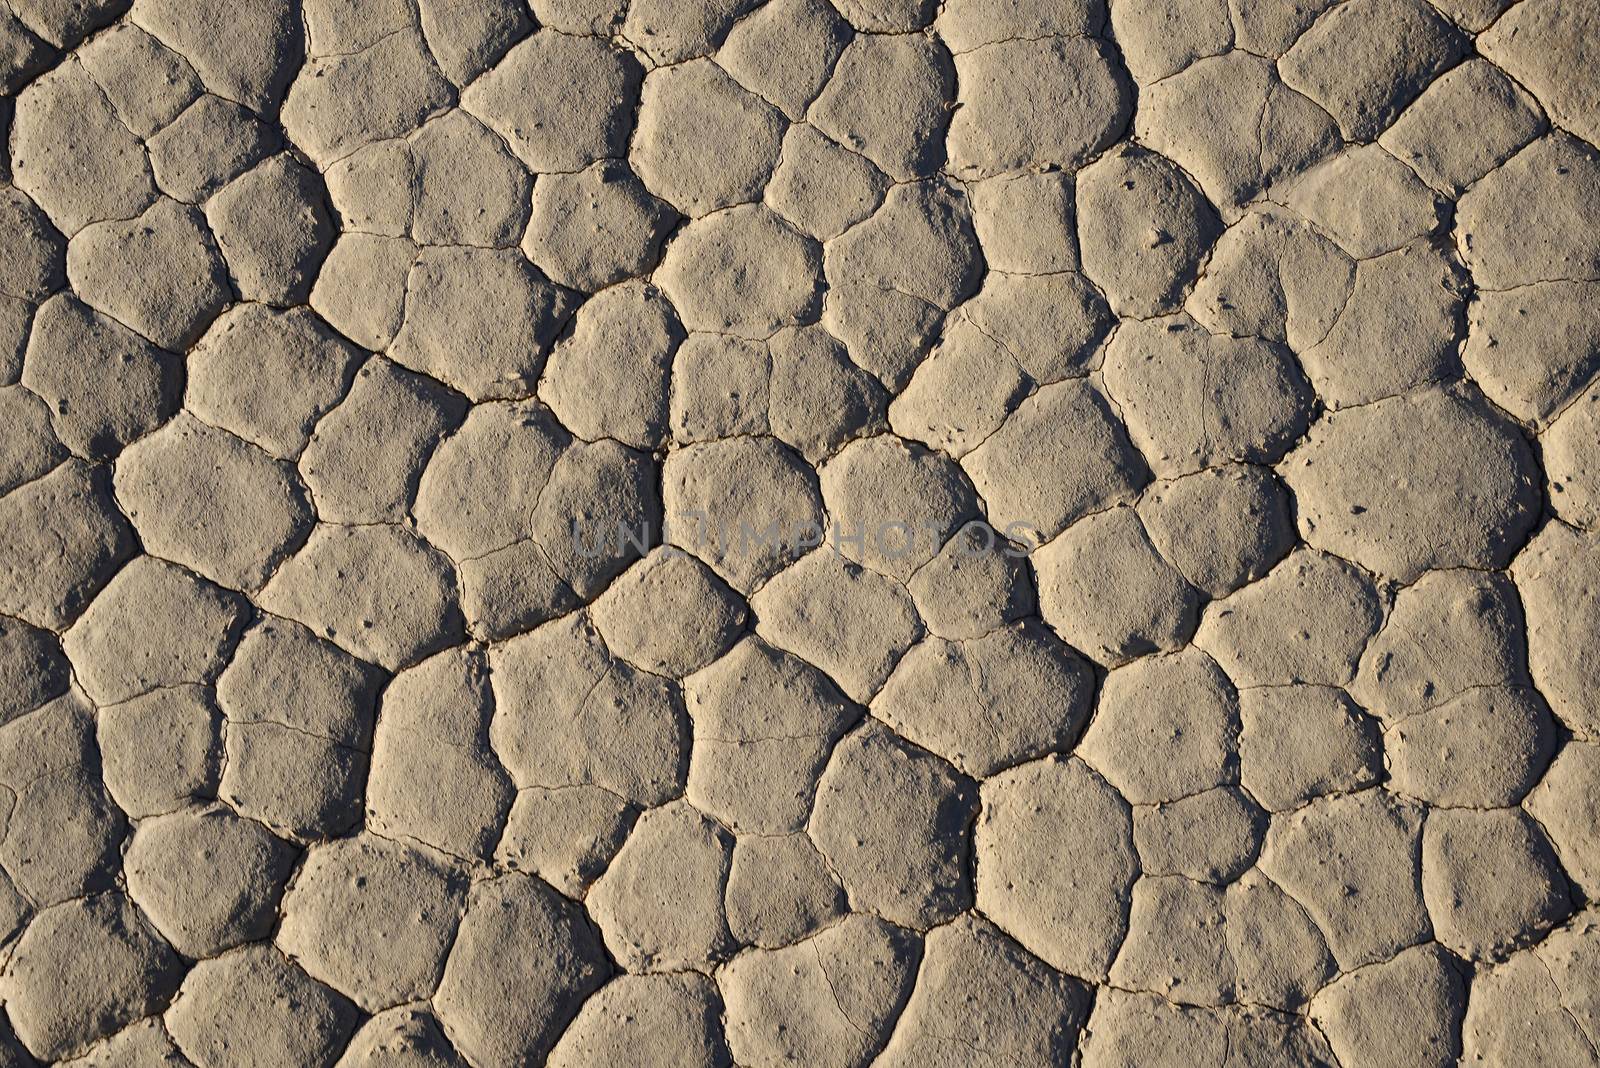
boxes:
[1,0,1599,1064]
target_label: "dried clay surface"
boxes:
[1,0,1599,1064]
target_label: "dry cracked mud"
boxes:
[0,0,1598,1064]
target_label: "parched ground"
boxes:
[1,0,1599,1064]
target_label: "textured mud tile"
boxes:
[165,945,360,1068]
[325,139,414,239]
[1388,687,1553,809]
[298,356,464,525]
[1103,314,1314,478]
[832,0,935,31]
[66,197,229,351]
[495,785,634,896]
[185,304,364,460]
[820,282,943,392]
[434,873,611,1066]
[967,170,1079,274]
[591,548,746,677]
[540,281,682,449]
[1186,206,1354,351]
[631,58,785,217]
[947,36,1132,179]
[205,153,335,306]
[1298,239,1467,408]
[389,245,576,402]
[1526,742,1600,897]
[960,271,1112,384]
[0,295,32,385]
[64,556,245,706]
[1133,786,1264,884]
[1137,465,1296,599]
[1285,144,1449,262]
[0,894,183,1062]
[417,0,531,85]
[683,636,857,834]
[1238,685,1383,812]
[656,204,822,338]
[413,399,568,559]
[77,23,199,138]
[874,621,1092,779]
[960,378,1148,545]
[1464,280,1600,427]
[1036,506,1202,667]
[1135,51,1340,218]
[825,180,981,312]
[0,386,64,497]
[58,1015,191,1067]
[278,834,468,1012]
[1109,0,1232,83]
[530,0,628,33]
[1223,868,1337,1010]
[809,721,977,928]
[1077,988,1227,1068]
[1257,789,1429,970]
[146,93,280,204]
[124,803,296,957]
[1077,147,1220,318]
[460,31,641,172]
[0,7,54,95]
[7,0,127,50]
[1456,134,1600,289]
[667,334,771,443]
[547,973,730,1067]
[1077,646,1238,803]
[809,33,951,180]
[281,30,453,167]
[818,434,978,580]
[1280,387,1541,582]
[723,833,845,948]
[874,912,1091,1067]
[256,524,463,671]
[1278,0,1465,142]
[131,0,299,113]
[1422,808,1569,962]
[0,692,125,906]
[1463,928,1600,1066]
[408,110,530,248]
[0,613,69,728]
[98,684,221,817]
[489,612,688,805]
[750,549,921,703]
[218,616,383,748]
[1109,875,1236,1006]
[1308,943,1466,1068]
[336,1006,470,1068]
[10,60,155,235]
[769,322,888,462]
[588,799,735,972]
[719,914,920,1068]
[975,756,1136,978]
[219,719,367,839]
[1513,522,1600,739]
[0,186,65,303]
[0,458,135,629]
[303,0,415,54]
[1379,59,1546,196]
[458,538,578,641]
[906,521,1034,641]
[717,0,848,121]
[1478,0,1600,152]
[113,415,316,591]
[888,317,1028,459]
[523,161,677,293]
[368,646,511,860]
[1195,548,1381,688]
[307,233,417,351]
[528,439,661,600]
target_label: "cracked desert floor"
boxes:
[1,0,1599,1064]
